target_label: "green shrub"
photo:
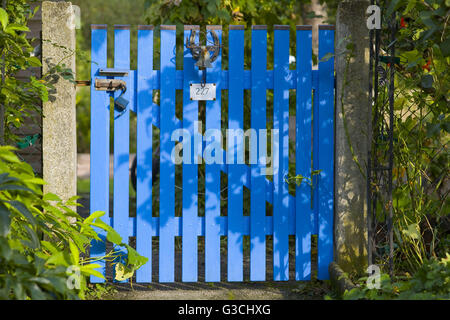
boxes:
[0,146,147,299]
[343,255,450,300]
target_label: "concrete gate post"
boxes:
[41,1,77,204]
[334,0,371,276]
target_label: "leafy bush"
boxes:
[0,2,48,144]
[343,255,450,300]
[0,146,147,299]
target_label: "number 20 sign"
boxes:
[189,83,216,101]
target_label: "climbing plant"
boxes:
[370,0,449,273]
[320,1,449,299]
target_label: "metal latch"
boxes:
[94,79,129,112]
[95,79,127,91]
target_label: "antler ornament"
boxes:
[186,30,221,69]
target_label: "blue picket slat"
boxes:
[250,26,267,282]
[227,25,245,282]
[273,26,290,281]
[159,26,177,283]
[295,26,313,281]
[136,25,154,282]
[113,27,131,279]
[182,26,201,282]
[90,25,109,283]
[313,87,319,235]
[205,26,223,282]
[317,26,335,280]
[129,70,137,113]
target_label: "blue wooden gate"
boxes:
[89,24,335,283]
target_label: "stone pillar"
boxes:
[42,1,77,203]
[334,0,370,276]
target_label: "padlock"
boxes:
[114,84,129,112]
[114,95,129,112]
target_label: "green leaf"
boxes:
[402,223,420,240]
[0,184,33,192]
[114,262,134,281]
[0,202,11,237]
[8,200,37,226]
[44,276,70,295]
[43,193,62,202]
[80,264,105,279]
[206,1,217,14]
[439,38,450,57]
[28,283,48,300]
[403,0,416,14]
[6,23,30,32]
[69,241,80,265]
[41,240,60,255]
[385,0,401,18]
[12,282,25,300]
[217,9,230,21]
[23,225,40,249]
[84,211,105,225]
[0,8,8,30]
[419,11,437,29]
[46,251,69,266]
[27,56,42,67]
[29,276,52,286]
[124,244,148,267]
[0,147,22,163]
[187,5,199,19]
[25,177,46,185]
[106,228,122,244]
[0,173,18,185]
[0,238,12,260]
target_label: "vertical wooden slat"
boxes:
[136,25,154,282]
[227,25,245,282]
[295,25,313,281]
[90,25,109,283]
[113,26,131,275]
[273,25,290,281]
[250,25,267,281]
[205,25,222,282]
[182,25,200,282]
[313,87,319,236]
[159,25,177,282]
[317,25,335,280]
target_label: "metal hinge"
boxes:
[75,80,91,87]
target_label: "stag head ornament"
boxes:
[186,30,221,69]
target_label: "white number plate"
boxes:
[190,83,216,101]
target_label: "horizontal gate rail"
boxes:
[113,70,322,114]
[89,24,335,283]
